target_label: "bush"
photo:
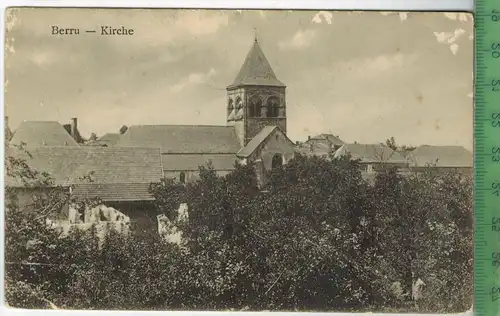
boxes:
[4,152,473,312]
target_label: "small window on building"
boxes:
[272,153,284,169]
[179,172,186,183]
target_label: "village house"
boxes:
[92,133,121,147]
[6,134,165,231]
[333,143,409,173]
[296,134,345,158]
[407,145,473,175]
[10,119,81,147]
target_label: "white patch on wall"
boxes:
[158,203,189,245]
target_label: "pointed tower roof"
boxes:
[228,39,285,89]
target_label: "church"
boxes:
[8,37,297,192]
[111,37,297,184]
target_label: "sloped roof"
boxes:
[72,183,155,201]
[237,126,277,158]
[162,154,238,171]
[228,39,285,88]
[295,141,332,157]
[237,126,294,158]
[6,146,164,189]
[333,143,408,164]
[116,125,241,154]
[96,133,121,146]
[309,134,345,146]
[11,121,79,147]
[408,145,473,168]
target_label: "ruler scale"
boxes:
[475,0,500,315]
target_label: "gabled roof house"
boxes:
[407,145,473,171]
[6,146,164,202]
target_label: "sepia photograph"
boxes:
[4,8,473,313]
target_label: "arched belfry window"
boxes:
[267,97,280,118]
[234,97,243,120]
[249,96,262,117]
[272,153,284,169]
[179,172,186,184]
[228,99,234,115]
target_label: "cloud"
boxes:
[174,10,228,36]
[278,29,316,50]
[30,49,58,68]
[312,11,333,24]
[170,67,217,92]
[6,9,473,150]
[334,53,416,77]
[6,9,229,53]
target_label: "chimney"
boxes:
[70,118,78,140]
[119,125,128,135]
[308,135,311,141]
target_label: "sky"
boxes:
[5,9,473,149]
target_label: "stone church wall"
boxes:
[249,129,295,170]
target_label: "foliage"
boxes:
[4,148,473,312]
[385,137,416,157]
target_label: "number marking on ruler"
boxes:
[475,1,500,316]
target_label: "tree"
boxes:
[385,137,398,151]
[4,143,68,308]
[384,137,416,158]
[5,147,473,312]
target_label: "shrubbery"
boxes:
[4,152,473,312]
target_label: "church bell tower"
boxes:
[226,37,287,146]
